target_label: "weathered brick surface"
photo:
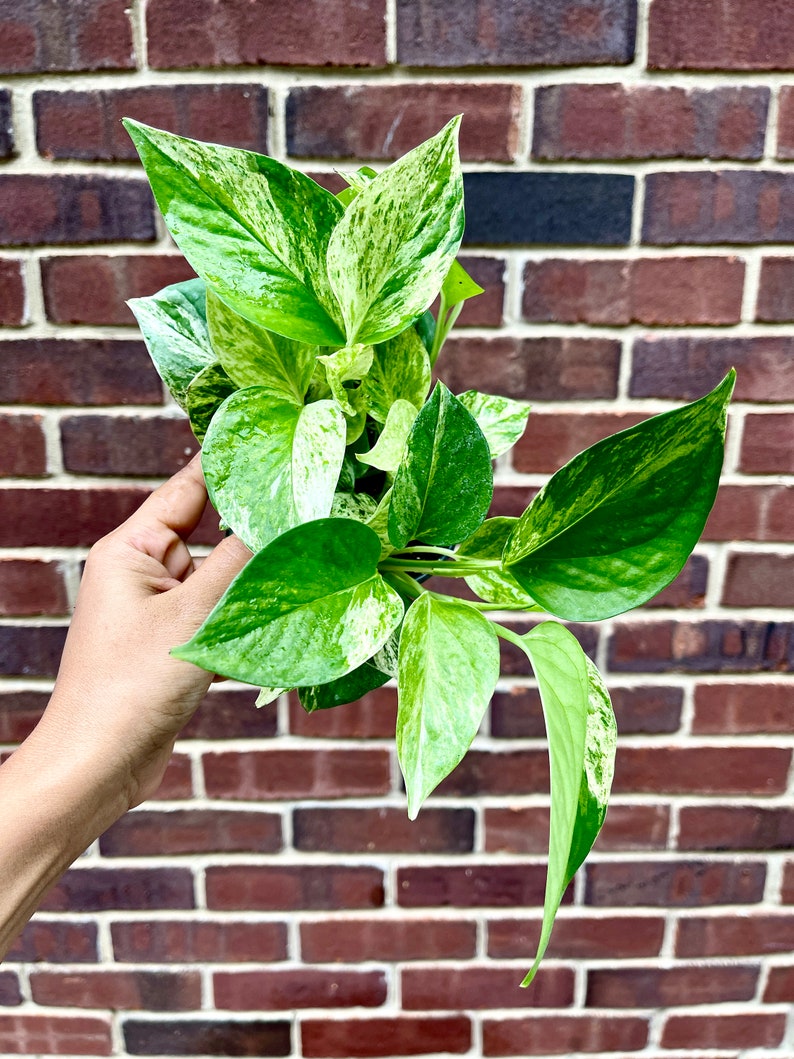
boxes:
[585,860,766,907]
[0,258,24,324]
[586,964,758,1007]
[678,806,794,851]
[756,257,794,321]
[661,1012,786,1049]
[30,969,201,1011]
[648,0,794,70]
[0,414,47,476]
[402,965,575,1010]
[203,748,391,800]
[482,1014,648,1055]
[214,969,387,1011]
[294,807,475,853]
[0,0,134,73]
[100,809,283,857]
[740,413,794,473]
[111,919,288,964]
[692,682,794,734]
[488,914,665,960]
[61,414,198,476]
[676,913,794,956]
[206,865,385,911]
[0,1014,112,1056]
[301,918,477,963]
[0,559,68,616]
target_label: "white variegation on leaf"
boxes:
[317,344,375,416]
[457,390,531,459]
[357,399,418,474]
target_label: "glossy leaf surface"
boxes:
[173,519,404,687]
[504,371,735,620]
[397,595,500,818]
[317,343,374,416]
[185,363,237,441]
[362,327,432,424]
[458,518,538,608]
[357,399,418,474]
[457,390,531,459]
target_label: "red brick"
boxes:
[483,1014,648,1055]
[112,919,287,964]
[764,965,794,1002]
[645,556,708,609]
[678,806,794,852]
[147,0,386,69]
[535,84,768,160]
[293,807,474,854]
[124,1018,290,1056]
[206,865,384,911]
[215,969,386,1011]
[692,681,794,734]
[438,750,549,797]
[489,687,544,738]
[722,551,794,607]
[490,485,539,519]
[439,337,620,401]
[35,85,269,161]
[704,485,794,543]
[288,685,397,738]
[613,746,790,796]
[30,970,200,1011]
[402,965,574,1010]
[0,89,12,157]
[301,918,476,963]
[497,619,598,678]
[485,804,669,854]
[632,256,744,324]
[777,86,794,158]
[302,1016,471,1058]
[183,686,278,740]
[100,809,282,857]
[287,83,519,162]
[612,686,684,734]
[154,754,193,800]
[0,559,68,616]
[0,488,150,547]
[488,914,665,960]
[203,748,391,800]
[0,258,25,324]
[41,254,195,325]
[676,913,794,957]
[61,415,198,476]
[662,1012,785,1049]
[784,861,794,903]
[587,964,757,1007]
[0,340,162,405]
[0,624,67,676]
[41,868,194,912]
[0,972,21,1005]
[0,691,47,742]
[740,413,794,472]
[439,256,505,327]
[756,257,794,321]
[0,176,154,246]
[649,0,794,70]
[398,864,557,909]
[7,920,96,964]
[609,619,794,674]
[585,860,766,907]
[0,0,134,73]
[396,0,635,66]
[0,414,47,477]
[0,1015,111,1055]
[643,171,794,244]
[522,259,629,325]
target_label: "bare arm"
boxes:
[0,457,250,958]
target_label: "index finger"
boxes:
[123,455,210,551]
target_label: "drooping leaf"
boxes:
[514,622,615,985]
[185,363,237,441]
[123,119,345,345]
[362,327,432,424]
[388,382,493,549]
[397,594,500,819]
[458,518,538,608]
[326,117,465,345]
[357,399,418,474]
[503,371,736,621]
[172,519,404,687]
[457,390,531,459]
[128,278,215,409]
[202,389,346,550]
[317,343,374,416]
[206,287,317,403]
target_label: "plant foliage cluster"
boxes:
[126,116,734,983]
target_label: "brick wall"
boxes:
[1,0,793,1056]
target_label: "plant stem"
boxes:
[391,545,463,560]
[380,558,497,577]
[381,569,425,600]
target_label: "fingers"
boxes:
[176,534,252,615]
[127,455,209,542]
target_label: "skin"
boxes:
[0,457,251,959]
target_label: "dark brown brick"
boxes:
[398,864,560,909]
[294,807,474,854]
[147,0,386,69]
[206,865,384,911]
[587,964,758,1007]
[0,488,150,547]
[301,918,476,964]
[692,681,794,734]
[214,969,386,1011]
[483,1014,649,1055]
[722,551,794,606]
[631,256,744,324]
[112,920,287,964]
[0,972,21,1005]
[488,914,665,960]
[0,340,162,405]
[777,86,794,158]
[497,619,598,677]
[0,414,47,476]
[740,413,794,473]
[704,484,794,543]
[662,1013,785,1049]
[679,806,794,852]
[123,1018,290,1057]
[287,83,519,162]
[613,746,790,796]
[0,258,24,324]
[0,624,66,676]
[0,559,68,616]
[485,804,670,854]
[764,965,794,1002]
[609,619,794,674]
[0,176,154,246]
[35,85,268,161]
[649,0,794,70]
[182,686,278,740]
[0,0,134,73]
[0,88,13,157]
[402,965,574,1010]
[100,809,282,857]
[521,258,629,325]
[396,0,636,66]
[302,1016,471,1058]
[61,415,198,476]
[203,748,391,800]
[756,257,794,321]
[438,750,549,797]
[585,859,766,908]
[41,254,195,325]
[288,684,397,739]
[611,686,684,734]
[30,970,200,1012]
[0,691,47,742]
[41,868,194,912]
[676,913,794,957]
[534,84,768,160]
[0,1015,112,1056]
[643,171,794,244]
[7,920,98,964]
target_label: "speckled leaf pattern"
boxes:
[326,116,465,345]
[397,595,500,819]
[184,362,237,442]
[123,119,346,345]
[201,388,346,551]
[357,399,418,474]
[458,518,538,608]
[128,278,216,410]
[361,327,432,424]
[503,371,736,620]
[457,390,531,459]
[388,382,493,549]
[172,519,404,687]
[206,287,317,402]
[517,622,615,986]
[317,343,375,416]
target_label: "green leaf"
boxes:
[202,388,346,550]
[357,399,418,474]
[299,661,390,712]
[330,491,378,522]
[441,258,484,304]
[388,382,493,549]
[173,518,404,687]
[366,488,395,559]
[317,343,374,416]
[206,287,317,403]
[123,119,345,346]
[335,165,378,207]
[457,390,531,459]
[458,518,538,608]
[503,371,736,621]
[515,621,615,986]
[397,595,500,818]
[185,363,237,442]
[128,278,215,409]
[255,686,288,708]
[326,117,465,345]
[362,327,432,424]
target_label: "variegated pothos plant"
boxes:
[125,116,734,985]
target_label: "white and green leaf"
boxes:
[357,399,418,474]
[317,343,375,416]
[457,390,531,459]
[458,518,539,608]
[362,327,432,424]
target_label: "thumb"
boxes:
[177,534,253,616]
